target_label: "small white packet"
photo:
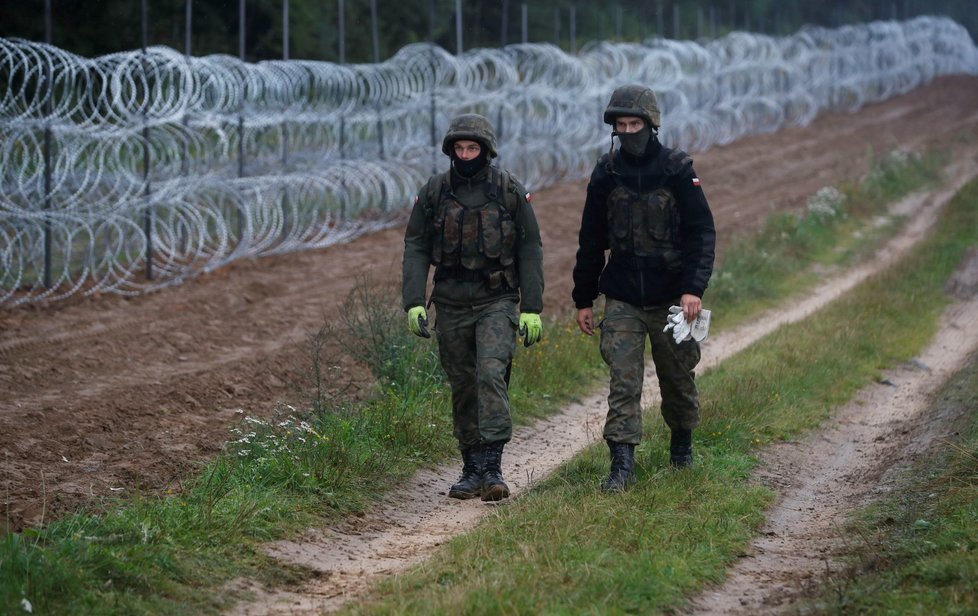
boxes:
[691,309,711,342]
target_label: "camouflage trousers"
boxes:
[598,298,702,445]
[435,297,519,449]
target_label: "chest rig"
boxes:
[428,168,520,290]
[605,148,689,273]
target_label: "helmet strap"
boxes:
[615,126,651,157]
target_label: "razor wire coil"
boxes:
[1,15,977,306]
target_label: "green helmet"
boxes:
[603,85,661,129]
[441,113,498,158]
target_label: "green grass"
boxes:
[337,165,978,612]
[0,282,606,616]
[0,148,966,615]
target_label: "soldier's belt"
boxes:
[435,266,510,290]
[435,266,485,282]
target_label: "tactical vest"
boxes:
[605,149,689,273]
[428,168,520,290]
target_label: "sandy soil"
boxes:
[2,74,978,610]
[689,263,978,614]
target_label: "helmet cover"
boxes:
[603,85,661,129]
[442,113,498,158]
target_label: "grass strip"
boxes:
[0,149,956,614]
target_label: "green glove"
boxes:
[519,312,542,347]
[407,306,430,338]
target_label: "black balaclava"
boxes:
[615,125,652,157]
[450,142,490,178]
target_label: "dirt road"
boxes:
[2,75,978,544]
[229,151,978,615]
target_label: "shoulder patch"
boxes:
[691,177,701,187]
[525,192,532,202]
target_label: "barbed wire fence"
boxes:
[1,15,976,307]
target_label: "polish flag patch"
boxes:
[691,177,701,187]
[525,192,532,202]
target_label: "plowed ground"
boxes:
[2,75,978,538]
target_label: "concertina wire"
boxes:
[1,15,976,306]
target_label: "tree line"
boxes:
[0,0,975,63]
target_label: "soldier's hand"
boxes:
[576,307,595,336]
[407,306,430,338]
[680,293,702,323]
[519,312,542,347]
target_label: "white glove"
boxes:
[663,306,691,344]
[691,309,711,342]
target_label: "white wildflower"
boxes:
[807,186,845,219]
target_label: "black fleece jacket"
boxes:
[572,138,716,309]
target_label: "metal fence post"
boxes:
[142,0,154,280]
[42,0,53,288]
[521,4,528,43]
[237,0,246,244]
[181,0,192,255]
[455,0,464,55]
[501,0,509,46]
[281,0,291,243]
[554,7,560,47]
[338,0,345,63]
[570,5,577,53]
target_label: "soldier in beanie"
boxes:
[572,85,716,491]
[402,113,544,501]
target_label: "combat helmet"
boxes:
[441,113,498,158]
[603,85,661,129]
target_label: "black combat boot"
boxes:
[670,429,693,469]
[481,441,510,501]
[448,446,484,499]
[600,440,636,492]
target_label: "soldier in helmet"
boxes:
[572,85,716,491]
[402,113,544,501]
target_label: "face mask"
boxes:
[452,150,489,177]
[617,126,651,157]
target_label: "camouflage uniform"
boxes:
[402,114,544,450]
[599,299,701,443]
[573,86,715,473]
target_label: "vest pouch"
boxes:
[433,203,465,266]
[641,189,679,244]
[607,184,681,268]
[503,267,518,289]
[479,206,517,261]
[607,187,635,255]
[458,209,485,271]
